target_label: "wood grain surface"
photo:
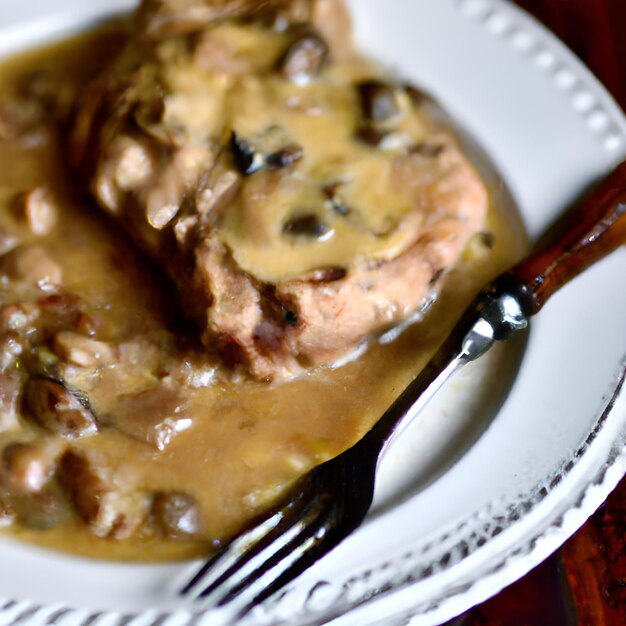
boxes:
[446,2,626,625]
[515,0,626,111]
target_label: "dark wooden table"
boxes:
[447,2,626,625]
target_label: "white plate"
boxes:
[1,1,626,625]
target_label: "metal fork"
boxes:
[180,161,626,619]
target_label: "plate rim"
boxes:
[1,1,626,625]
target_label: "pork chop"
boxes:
[69,0,488,380]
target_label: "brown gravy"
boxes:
[0,26,526,562]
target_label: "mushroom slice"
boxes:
[277,29,328,83]
[8,487,70,531]
[0,372,23,433]
[230,129,304,176]
[2,441,58,493]
[152,491,204,539]
[23,378,98,439]
[283,213,331,239]
[357,80,402,124]
[1,245,63,290]
[0,497,16,528]
[53,331,115,368]
[20,187,58,236]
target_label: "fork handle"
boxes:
[506,160,626,315]
[364,160,626,454]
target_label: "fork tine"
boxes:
[243,487,378,608]
[213,503,330,607]
[196,496,323,605]
[195,525,326,621]
[180,509,284,598]
[224,533,320,615]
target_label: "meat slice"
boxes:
[4,489,70,530]
[100,384,192,451]
[0,440,69,531]
[58,449,149,539]
[69,0,488,381]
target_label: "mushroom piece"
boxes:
[357,80,402,124]
[37,292,83,336]
[0,371,23,433]
[0,333,24,373]
[1,245,63,289]
[323,182,351,217]
[0,302,40,334]
[2,442,57,493]
[265,144,304,169]
[230,132,267,176]
[230,130,303,177]
[283,213,331,239]
[8,487,70,531]
[355,126,390,148]
[23,378,98,439]
[23,346,61,381]
[152,491,204,539]
[0,497,16,528]
[0,228,19,256]
[277,30,329,83]
[20,187,58,236]
[53,331,115,368]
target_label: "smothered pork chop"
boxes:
[70,0,487,381]
[0,0,514,557]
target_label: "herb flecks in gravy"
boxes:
[0,13,524,562]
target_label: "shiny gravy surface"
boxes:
[0,26,525,562]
